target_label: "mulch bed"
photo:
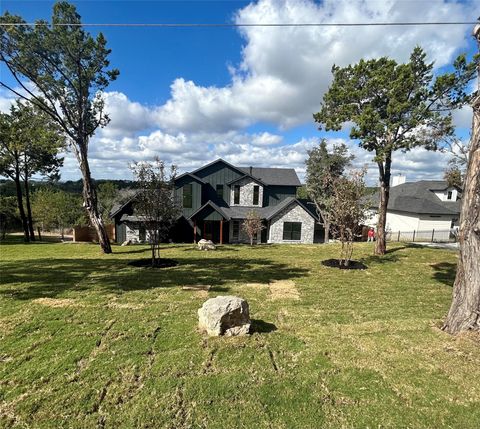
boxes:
[127,258,178,269]
[321,259,368,270]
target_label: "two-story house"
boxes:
[111,158,320,244]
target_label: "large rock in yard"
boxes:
[198,296,251,336]
[197,239,216,251]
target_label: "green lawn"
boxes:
[1,238,479,428]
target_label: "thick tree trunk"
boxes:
[442,94,480,334]
[23,173,35,241]
[375,155,392,255]
[13,172,29,242]
[76,143,112,254]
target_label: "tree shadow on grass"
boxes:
[430,262,456,287]
[0,256,308,301]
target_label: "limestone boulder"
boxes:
[198,239,216,251]
[198,296,251,336]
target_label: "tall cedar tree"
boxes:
[305,139,353,243]
[442,25,480,335]
[131,158,181,267]
[0,1,119,253]
[0,102,64,242]
[314,46,478,255]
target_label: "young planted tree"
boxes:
[314,47,479,255]
[443,24,480,335]
[329,169,369,267]
[131,158,181,267]
[0,102,64,242]
[305,139,353,243]
[242,210,265,246]
[0,1,119,253]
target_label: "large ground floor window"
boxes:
[283,222,301,241]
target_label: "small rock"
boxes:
[197,239,216,251]
[198,296,251,336]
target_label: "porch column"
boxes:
[193,220,197,244]
[220,219,223,244]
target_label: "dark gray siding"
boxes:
[115,223,126,243]
[264,186,297,206]
[175,176,202,218]
[195,162,244,206]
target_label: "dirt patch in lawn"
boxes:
[33,298,81,308]
[243,282,269,288]
[107,302,145,310]
[182,285,211,299]
[269,280,299,300]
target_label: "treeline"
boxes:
[0,179,134,197]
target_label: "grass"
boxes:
[0,237,479,428]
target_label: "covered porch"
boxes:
[189,201,230,244]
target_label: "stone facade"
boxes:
[125,223,140,242]
[268,202,315,244]
[230,177,263,207]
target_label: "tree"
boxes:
[305,139,353,243]
[314,46,479,255]
[442,23,480,335]
[0,1,119,253]
[130,158,181,267]
[0,196,19,240]
[97,181,119,224]
[32,188,84,239]
[242,210,265,246]
[0,101,64,242]
[443,161,463,188]
[329,169,369,267]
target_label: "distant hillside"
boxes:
[0,179,135,197]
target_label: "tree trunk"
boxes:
[23,171,35,241]
[442,91,480,334]
[324,220,330,244]
[76,143,112,254]
[13,168,29,242]
[375,154,392,255]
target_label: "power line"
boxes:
[0,21,477,28]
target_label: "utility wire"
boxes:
[0,21,477,27]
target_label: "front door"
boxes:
[203,221,221,243]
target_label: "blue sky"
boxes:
[1,0,478,183]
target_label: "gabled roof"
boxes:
[262,197,318,221]
[187,158,301,187]
[370,180,461,215]
[226,174,266,187]
[189,200,231,221]
[175,172,205,184]
[109,189,138,218]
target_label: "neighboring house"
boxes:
[110,158,321,244]
[367,178,461,232]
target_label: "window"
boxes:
[232,220,240,240]
[233,185,240,205]
[253,185,260,205]
[283,222,301,241]
[183,184,192,208]
[216,184,224,199]
[447,190,453,200]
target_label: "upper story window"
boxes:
[233,185,240,205]
[183,184,192,208]
[253,185,260,205]
[447,190,453,200]
[216,184,224,199]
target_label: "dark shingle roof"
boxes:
[370,180,461,215]
[238,166,301,187]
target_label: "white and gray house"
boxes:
[110,158,322,244]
